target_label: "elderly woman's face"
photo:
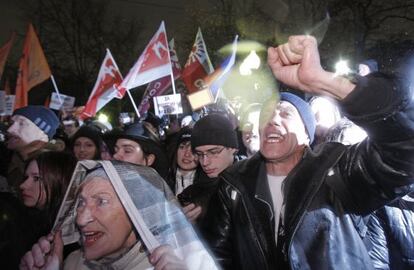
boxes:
[76,177,136,260]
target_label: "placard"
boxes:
[153,93,183,116]
[0,95,15,116]
[49,92,75,111]
[187,88,214,111]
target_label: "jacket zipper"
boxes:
[254,195,274,221]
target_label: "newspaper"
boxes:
[53,160,217,269]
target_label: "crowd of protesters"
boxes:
[0,35,414,270]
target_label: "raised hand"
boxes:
[19,231,63,270]
[268,35,355,99]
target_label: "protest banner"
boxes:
[153,93,183,116]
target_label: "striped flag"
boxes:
[205,35,238,99]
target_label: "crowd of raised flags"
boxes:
[0,21,238,122]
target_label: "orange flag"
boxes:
[0,32,15,79]
[14,24,52,109]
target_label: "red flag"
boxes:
[182,28,214,93]
[0,32,15,79]
[137,39,182,116]
[80,49,123,120]
[118,21,171,94]
[14,24,52,109]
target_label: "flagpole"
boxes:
[126,89,141,118]
[214,88,221,103]
[50,75,63,105]
[164,21,176,96]
[169,64,176,95]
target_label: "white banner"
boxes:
[49,92,75,111]
[153,93,183,116]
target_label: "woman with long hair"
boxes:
[20,151,77,237]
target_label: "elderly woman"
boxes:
[20,160,217,270]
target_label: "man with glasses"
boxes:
[179,114,239,225]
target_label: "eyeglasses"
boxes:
[194,147,226,159]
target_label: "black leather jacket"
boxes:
[201,74,414,270]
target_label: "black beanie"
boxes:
[191,114,238,150]
[177,126,192,146]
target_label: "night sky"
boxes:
[1,0,414,107]
[0,0,188,52]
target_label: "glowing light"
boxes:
[98,113,108,123]
[239,50,261,76]
[335,60,351,76]
[341,125,367,145]
[310,97,340,128]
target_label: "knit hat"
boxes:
[13,105,59,139]
[177,126,192,146]
[360,59,378,73]
[191,114,238,150]
[280,92,316,144]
